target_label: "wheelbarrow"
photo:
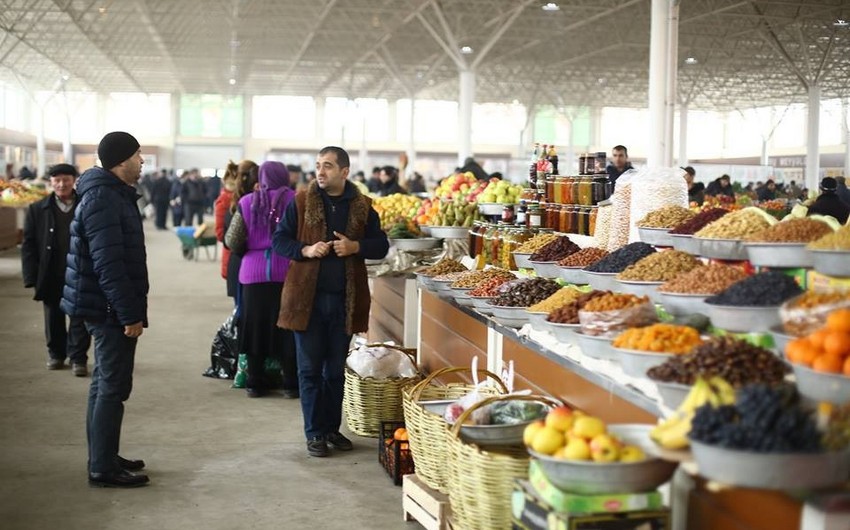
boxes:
[175,225,218,261]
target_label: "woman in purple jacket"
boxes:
[225,161,297,398]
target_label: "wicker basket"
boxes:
[401,366,507,493]
[343,344,421,438]
[447,394,560,530]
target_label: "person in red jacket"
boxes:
[214,161,238,281]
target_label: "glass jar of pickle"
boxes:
[577,207,587,235]
[528,207,543,229]
[482,223,498,265]
[499,227,518,269]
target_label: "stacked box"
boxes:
[512,477,670,530]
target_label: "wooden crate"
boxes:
[402,473,451,530]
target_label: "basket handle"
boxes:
[409,366,508,402]
[449,394,562,438]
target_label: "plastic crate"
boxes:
[378,420,414,486]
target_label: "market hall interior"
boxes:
[0,219,407,530]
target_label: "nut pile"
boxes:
[659,264,749,295]
[585,242,656,273]
[706,270,803,307]
[612,324,702,354]
[528,287,582,313]
[433,271,467,282]
[669,208,729,235]
[531,236,581,262]
[451,268,515,289]
[784,291,850,309]
[616,250,701,282]
[694,209,772,239]
[637,206,696,229]
[808,225,850,250]
[583,293,650,312]
[516,233,559,253]
[547,290,609,324]
[558,247,609,267]
[647,336,790,386]
[491,278,561,308]
[745,218,834,243]
[421,258,466,276]
[469,276,514,297]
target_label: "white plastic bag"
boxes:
[346,344,417,379]
[628,167,688,243]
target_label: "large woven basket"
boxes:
[447,394,560,530]
[343,344,421,438]
[401,366,507,493]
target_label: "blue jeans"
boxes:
[85,321,137,474]
[294,292,352,440]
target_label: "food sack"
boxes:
[629,167,688,243]
[578,302,659,338]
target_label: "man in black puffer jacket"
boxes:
[61,131,150,489]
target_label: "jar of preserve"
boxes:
[577,207,587,235]
[578,177,593,206]
[469,221,483,258]
[588,207,598,236]
[528,207,543,229]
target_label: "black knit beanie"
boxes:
[98,131,140,170]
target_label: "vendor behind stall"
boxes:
[807,177,850,224]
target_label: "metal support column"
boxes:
[458,69,475,166]
[647,0,670,168]
[677,104,688,166]
[665,1,679,167]
[806,85,821,195]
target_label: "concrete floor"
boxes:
[0,219,411,530]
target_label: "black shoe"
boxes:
[281,388,300,399]
[88,469,150,488]
[326,432,353,451]
[117,455,145,471]
[307,436,329,457]
[46,358,64,370]
[246,387,268,398]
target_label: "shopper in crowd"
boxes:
[460,156,489,181]
[606,145,633,189]
[206,172,221,213]
[169,172,184,227]
[757,179,777,201]
[181,169,207,226]
[682,166,705,205]
[273,146,389,457]
[214,161,239,286]
[836,176,850,208]
[150,169,171,230]
[406,172,427,193]
[62,131,150,488]
[786,180,802,200]
[807,177,850,224]
[375,165,406,196]
[223,161,259,301]
[22,163,91,376]
[286,164,304,191]
[367,166,381,193]
[226,161,298,399]
[705,174,735,198]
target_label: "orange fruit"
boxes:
[393,427,409,441]
[813,353,844,374]
[786,338,811,363]
[827,309,850,334]
[808,328,830,351]
[823,332,850,358]
[843,356,850,377]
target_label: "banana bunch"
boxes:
[650,376,736,450]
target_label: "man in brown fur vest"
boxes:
[273,146,389,457]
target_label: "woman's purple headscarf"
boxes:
[250,161,293,234]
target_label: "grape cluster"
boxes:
[690,385,821,453]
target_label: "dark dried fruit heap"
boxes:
[584,242,656,273]
[491,278,561,308]
[705,271,803,307]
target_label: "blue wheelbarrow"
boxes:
[175,225,218,261]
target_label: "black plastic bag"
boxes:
[203,310,239,379]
